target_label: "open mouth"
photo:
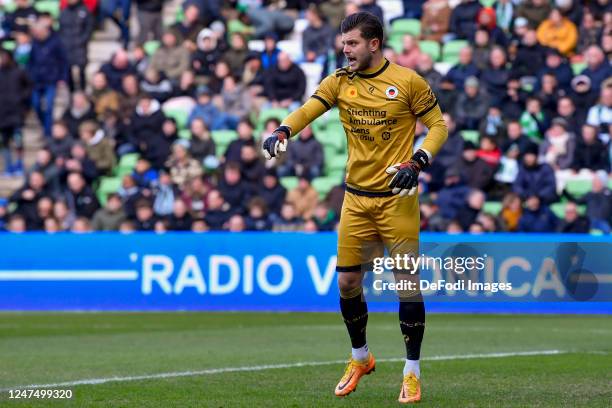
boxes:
[347,57,357,67]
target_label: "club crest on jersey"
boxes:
[385,86,399,99]
[346,86,358,98]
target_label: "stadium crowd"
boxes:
[0,0,610,234]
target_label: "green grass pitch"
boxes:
[0,313,610,407]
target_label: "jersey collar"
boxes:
[357,58,390,79]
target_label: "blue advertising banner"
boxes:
[0,233,610,313]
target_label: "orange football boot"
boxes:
[398,372,421,403]
[334,353,376,397]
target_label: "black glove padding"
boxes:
[262,126,291,160]
[385,149,430,196]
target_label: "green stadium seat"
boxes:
[391,19,421,37]
[178,129,191,139]
[114,153,140,177]
[325,152,347,175]
[442,40,469,64]
[608,178,612,190]
[97,176,122,205]
[280,176,299,191]
[143,40,161,56]
[34,0,60,18]
[551,202,586,218]
[479,0,496,6]
[258,108,289,129]
[571,62,587,76]
[590,229,604,235]
[419,40,441,62]
[388,35,404,54]
[3,1,16,12]
[483,201,503,216]
[312,176,342,199]
[324,121,347,151]
[162,106,190,130]
[566,179,592,197]
[2,40,16,51]
[461,130,480,144]
[211,130,238,158]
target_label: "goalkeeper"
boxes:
[262,12,447,404]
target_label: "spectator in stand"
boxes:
[511,29,547,79]
[27,148,61,195]
[557,201,590,233]
[218,162,252,214]
[456,189,485,231]
[569,75,598,126]
[140,68,173,103]
[129,93,166,155]
[167,199,193,231]
[171,3,205,50]
[151,170,175,216]
[58,0,94,91]
[204,189,231,230]
[359,0,384,23]
[63,91,97,138]
[480,47,510,104]
[64,172,99,219]
[556,97,581,136]
[538,117,575,171]
[189,118,215,165]
[577,11,602,54]
[28,21,67,138]
[436,77,458,114]
[150,30,190,82]
[60,142,99,184]
[99,0,131,48]
[448,0,481,40]
[581,45,612,91]
[475,7,507,47]
[218,75,252,120]
[427,114,463,191]
[517,194,557,232]
[131,158,158,189]
[78,120,116,175]
[272,201,304,232]
[420,0,450,42]
[586,77,612,142]
[29,197,54,230]
[286,175,319,220]
[239,144,265,188]
[264,52,306,111]
[89,72,121,118]
[302,4,334,64]
[396,34,421,70]
[192,28,221,78]
[479,105,506,141]
[225,118,255,163]
[53,199,75,230]
[135,0,163,45]
[499,192,522,232]
[519,97,547,142]
[91,193,127,231]
[571,124,610,173]
[477,135,502,167]
[436,167,471,221]
[446,46,480,90]
[457,141,495,191]
[133,199,157,231]
[278,125,324,178]
[258,170,286,216]
[471,29,492,71]
[537,48,573,93]
[564,174,611,233]
[245,197,272,231]
[455,76,489,130]
[536,8,578,56]
[537,74,563,120]
[181,175,211,219]
[0,48,30,176]
[502,120,531,156]
[166,140,203,190]
[260,32,280,71]
[416,54,442,93]
[513,143,557,204]
[100,49,138,92]
[188,85,238,130]
[223,32,249,78]
[4,0,38,35]
[516,0,551,29]
[9,170,50,223]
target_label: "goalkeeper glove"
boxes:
[262,126,291,160]
[385,149,430,197]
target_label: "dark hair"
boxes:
[341,12,384,46]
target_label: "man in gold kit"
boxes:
[262,12,447,403]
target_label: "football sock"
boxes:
[340,286,368,350]
[351,344,369,362]
[403,359,420,378]
[398,292,425,362]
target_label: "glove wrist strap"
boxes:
[410,149,430,170]
[275,125,291,139]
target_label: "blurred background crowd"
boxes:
[0,0,610,234]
